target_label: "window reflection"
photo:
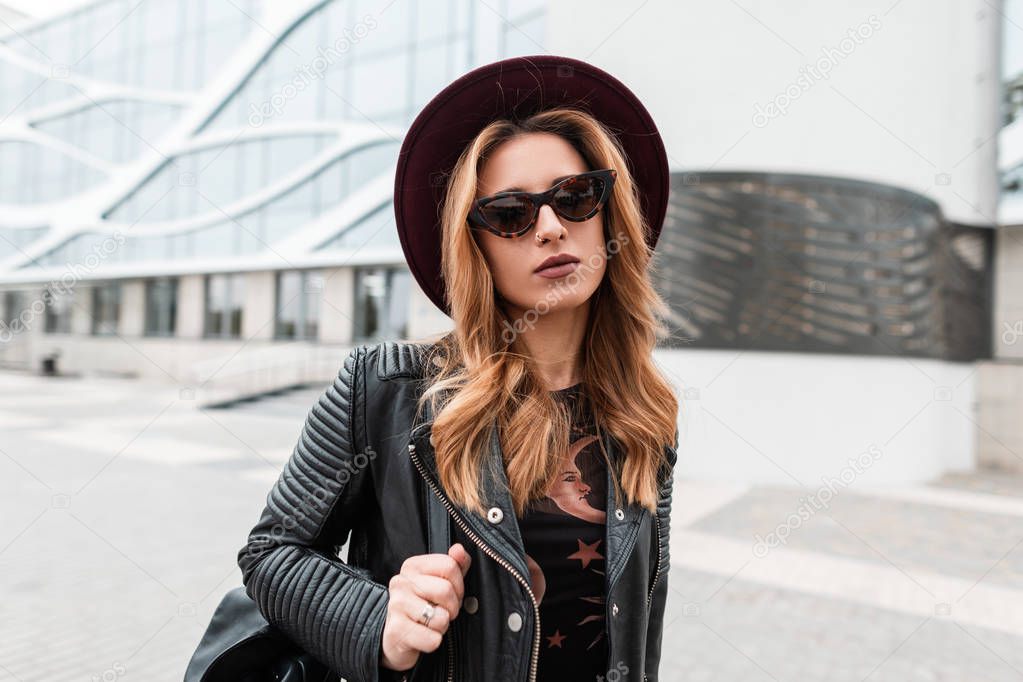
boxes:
[91,282,121,336]
[353,266,410,342]
[204,273,244,338]
[0,142,105,204]
[104,134,334,224]
[275,270,322,341]
[2,0,263,91]
[44,287,74,334]
[145,277,178,337]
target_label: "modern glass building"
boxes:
[0,0,546,384]
[0,0,1011,483]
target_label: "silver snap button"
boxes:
[612,602,619,616]
[487,506,504,523]
[463,596,478,614]
[614,508,625,520]
[507,611,523,631]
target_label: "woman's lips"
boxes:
[534,261,580,279]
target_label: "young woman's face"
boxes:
[473,132,608,318]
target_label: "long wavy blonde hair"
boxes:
[413,105,678,518]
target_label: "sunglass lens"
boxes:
[554,176,603,219]
[479,195,532,234]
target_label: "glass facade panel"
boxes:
[317,203,399,251]
[44,286,74,334]
[2,0,263,91]
[275,269,322,341]
[199,0,545,131]
[0,61,79,117]
[33,141,398,269]
[353,266,410,342]
[0,142,105,204]
[204,272,244,338]
[0,227,46,262]
[90,282,121,336]
[104,133,335,224]
[32,100,182,164]
[2,290,29,336]
[144,277,178,336]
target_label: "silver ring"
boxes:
[419,602,435,627]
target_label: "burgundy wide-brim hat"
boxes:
[393,54,670,317]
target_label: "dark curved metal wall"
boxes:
[651,172,993,361]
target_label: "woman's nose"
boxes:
[533,204,566,242]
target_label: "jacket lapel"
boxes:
[603,430,647,591]
[407,411,649,592]
[407,418,532,582]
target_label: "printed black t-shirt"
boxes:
[516,382,609,682]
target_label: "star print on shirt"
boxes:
[516,384,609,681]
[546,629,566,648]
[567,538,603,569]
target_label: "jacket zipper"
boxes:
[408,442,541,682]
[640,514,663,682]
[445,631,453,682]
[646,513,662,609]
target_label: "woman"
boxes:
[237,54,679,682]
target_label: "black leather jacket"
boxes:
[237,340,677,682]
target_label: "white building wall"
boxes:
[177,275,205,339]
[119,280,145,337]
[978,226,1023,471]
[407,285,454,342]
[70,286,93,336]
[546,0,1000,226]
[543,0,999,481]
[994,226,1023,360]
[659,348,976,485]
[320,266,355,345]
[242,271,275,341]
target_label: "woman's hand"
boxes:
[379,542,472,671]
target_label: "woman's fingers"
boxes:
[400,552,467,605]
[380,546,473,671]
[391,571,462,622]
[380,596,444,670]
[386,576,452,653]
[448,542,472,577]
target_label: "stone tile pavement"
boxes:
[1,371,1021,681]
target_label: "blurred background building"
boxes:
[0,0,525,392]
[0,0,1016,484]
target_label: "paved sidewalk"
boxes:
[1,371,1021,681]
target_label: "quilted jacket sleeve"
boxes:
[236,345,390,682]
[644,432,678,681]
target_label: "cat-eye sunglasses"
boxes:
[467,168,617,238]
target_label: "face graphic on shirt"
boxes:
[521,395,608,613]
[546,434,605,523]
